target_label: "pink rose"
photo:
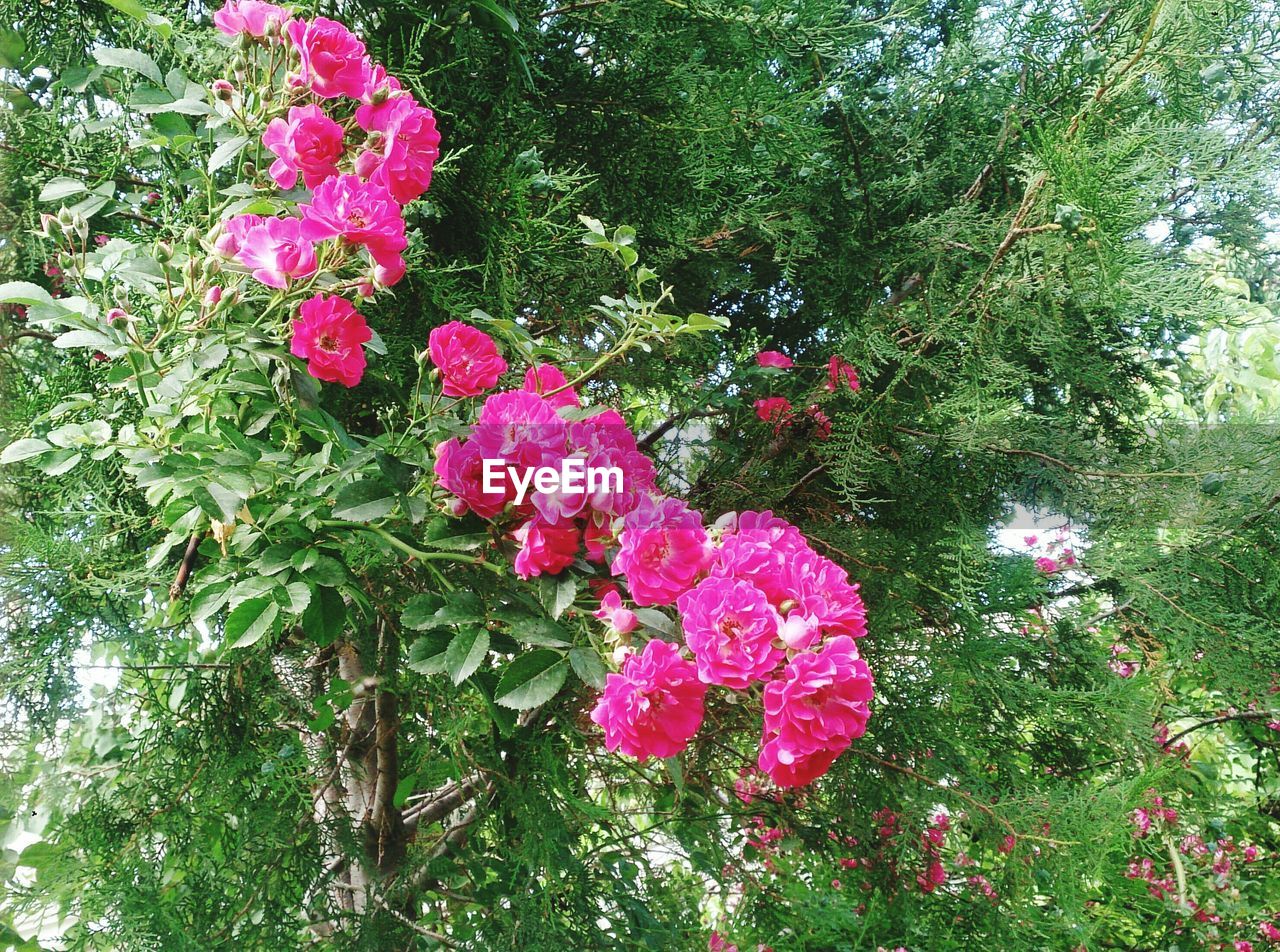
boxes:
[590,638,707,761]
[285,17,369,99]
[512,516,580,579]
[212,213,263,257]
[427,321,508,398]
[355,96,442,204]
[594,589,637,635]
[754,396,792,428]
[755,350,793,369]
[1034,556,1058,573]
[757,636,873,787]
[213,0,289,37]
[469,390,566,475]
[299,174,407,280]
[825,355,860,392]
[523,363,580,410]
[289,293,371,387]
[433,437,509,519]
[1259,922,1280,942]
[677,577,784,689]
[235,216,318,289]
[261,104,345,189]
[611,494,712,606]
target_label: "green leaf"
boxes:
[494,650,568,709]
[0,281,56,307]
[633,608,677,638]
[401,593,445,630]
[407,631,452,675]
[52,329,115,350]
[471,0,519,34]
[331,480,396,522]
[432,591,485,627]
[502,614,571,647]
[536,573,577,620]
[192,481,243,523]
[224,597,279,649]
[301,586,346,645]
[444,627,490,685]
[207,135,249,175]
[392,773,418,809]
[1,438,52,464]
[188,581,231,622]
[568,646,608,689]
[93,47,163,84]
[39,177,88,203]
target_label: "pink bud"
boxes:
[204,286,223,307]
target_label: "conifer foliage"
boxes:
[1,0,1278,949]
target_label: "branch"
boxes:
[169,532,202,600]
[637,407,725,450]
[1162,712,1272,749]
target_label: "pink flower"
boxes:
[299,174,407,279]
[1109,658,1139,678]
[261,105,345,190]
[590,639,707,761]
[523,363,580,410]
[755,350,793,369]
[289,294,371,387]
[433,437,508,519]
[1131,807,1151,838]
[235,216,318,289]
[512,516,579,579]
[355,96,442,204]
[998,834,1016,854]
[825,355,860,392]
[757,636,873,787]
[428,322,508,397]
[1259,922,1280,942]
[754,396,792,427]
[1023,534,1038,546]
[1238,943,1256,952]
[677,577,784,689]
[212,213,263,257]
[804,404,832,439]
[285,17,369,99]
[916,861,946,893]
[1034,556,1059,573]
[594,590,638,635]
[213,0,289,37]
[612,495,712,606]
[1244,844,1261,862]
[469,390,566,476]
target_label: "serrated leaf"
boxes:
[52,329,114,350]
[444,627,490,685]
[432,591,485,627]
[633,607,676,637]
[568,647,608,689]
[1,438,52,464]
[93,47,163,84]
[407,631,452,675]
[301,586,346,645]
[501,613,571,647]
[331,480,396,522]
[207,135,249,174]
[192,481,243,522]
[224,596,279,649]
[537,573,577,620]
[402,593,445,630]
[494,650,568,709]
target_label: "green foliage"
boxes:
[1,0,1279,948]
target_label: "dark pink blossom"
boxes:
[611,494,711,606]
[427,321,508,398]
[286,17,370,99]
[825,355,860,392]
[755,350,793,369]
[512,516,579,579]
[355,95,442,204]
[262,104,345,189]
[289,293,370,387]
[523,363,580,410]
[590,638,707,761]
[213,0,289,37]
[299,174,407,280]
[677,577,784,689]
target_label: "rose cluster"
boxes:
[750,349,860,441]
[209,2,441,387]
[427,323,874,788]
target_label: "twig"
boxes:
[1161,712,1271,749]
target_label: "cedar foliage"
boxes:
[1,0,1279,949]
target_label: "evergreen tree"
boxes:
[1,0,1278,949]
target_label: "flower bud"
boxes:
[113,285,130,306]
[204,286,223,307]
[144,191,160,205]
[71,212,89,241]
[211,79,235,102]
[356,280,375,298]
[106,307,129,325]
[183,225,200,246]
[156,241,174,263]
[371,85,391,105]
[56,207,74,226]
[39,213,58,238]
[203,256,222,278]
[242,161,257,178]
